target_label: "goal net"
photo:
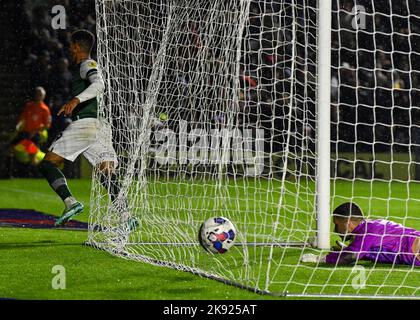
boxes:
[88,0,420,298]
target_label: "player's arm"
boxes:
[328,234,376,265]
[301,234,376,265]
[58,60,105,116]
[325,250,358,265]
[75,60,105,103]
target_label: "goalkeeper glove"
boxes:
[331,240,347,251]
[300,253,327,264]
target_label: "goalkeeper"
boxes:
[302,202,420,267]
[38,29,137,230]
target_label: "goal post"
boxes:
[316,0,331,250]
[89,0,420,298]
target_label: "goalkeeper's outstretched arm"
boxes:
[301,252,357,265]
[301,232,375,265]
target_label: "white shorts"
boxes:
[49,118,118,167]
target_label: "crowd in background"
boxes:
[330,0,420,152]
[5,0,420,177]
[237,0,420,154]
[3,0,96,177]
[20,0,96,144]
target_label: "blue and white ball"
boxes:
[198,217,236,254]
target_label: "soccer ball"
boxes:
[198,217,236,254]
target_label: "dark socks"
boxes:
[100,172,120,203]
[38,160,73,201]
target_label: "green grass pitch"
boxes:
[0,179,276,300]
[0,178,419,299]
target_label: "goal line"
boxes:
[87,241,312,247]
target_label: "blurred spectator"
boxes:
[9,86,51,166]
[12,139,46,167]
[13,87,51,147]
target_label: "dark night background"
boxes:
[0,0,419,179]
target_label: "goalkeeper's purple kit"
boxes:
[326,219,420,266]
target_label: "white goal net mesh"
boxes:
[89,0,420,297]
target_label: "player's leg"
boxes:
[97,160,139,232]
[97,160,120,203]
[97,161,126,219]
[38,119,100,225]
[83,125,139,233]
[38,151,84,225]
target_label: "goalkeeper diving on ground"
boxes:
[302,202,420,267]
[38,29,138,232]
